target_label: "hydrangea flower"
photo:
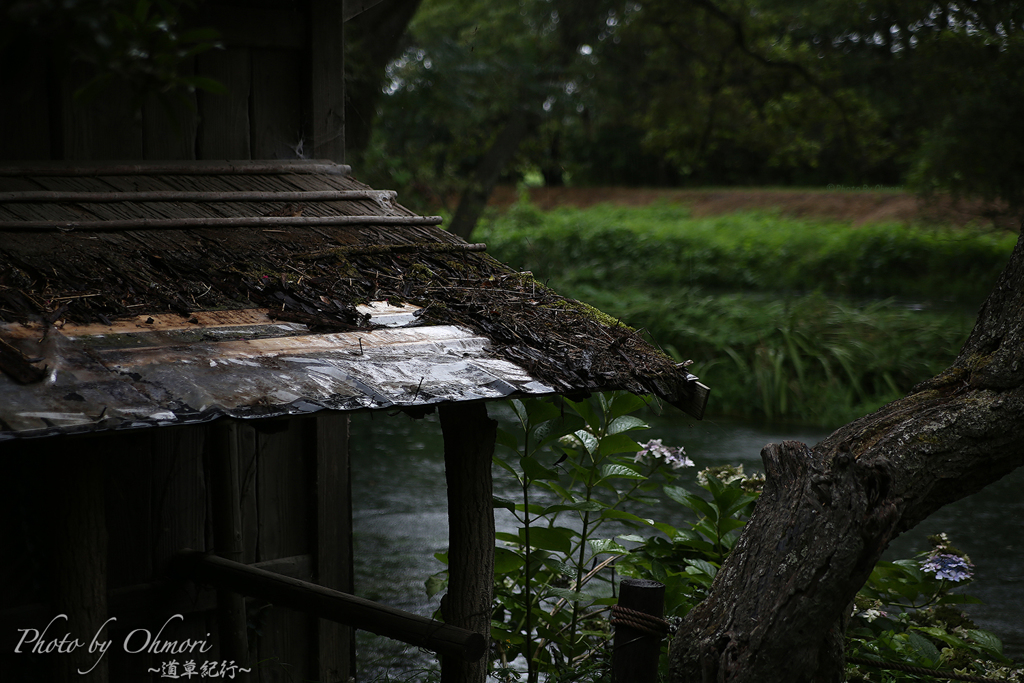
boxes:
[920,553,974,582]
[634,439,693,469]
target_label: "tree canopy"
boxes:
[358,0,1024,235]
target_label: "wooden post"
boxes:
[612,579,667,683]
[312,413,356,682]
[439,402,497,683]
[51,442,109,683]
[210,421,251,682]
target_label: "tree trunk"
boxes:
[447,112,536,241]
[669,231,1024,682]
[345,0,423,165]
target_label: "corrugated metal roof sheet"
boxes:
[0,303,555,440]
[0,160,708,439]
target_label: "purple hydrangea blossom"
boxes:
[634,439,694,470]
[920,553,974,582]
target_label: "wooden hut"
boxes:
[0,4,708,683]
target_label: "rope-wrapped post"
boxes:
[612,579,669,683]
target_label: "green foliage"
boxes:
[847,535,1021,682]
[425,393,1021,682]
[479,201,1016,303]
[479,202,1003,424]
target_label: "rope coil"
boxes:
[610,604,672,638]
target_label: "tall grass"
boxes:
[476,199,1006,426]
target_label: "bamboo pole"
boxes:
[0,190,396,203]
[0,161,350,176]
[0,214,443,232]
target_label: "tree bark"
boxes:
[669,232,1024,682]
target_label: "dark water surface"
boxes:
[349,406,1023,679]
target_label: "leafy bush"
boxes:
[427,393,1022,682]
[476,199,1002,425]
[478,200,1016,304]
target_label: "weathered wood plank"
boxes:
[0,48,51,160]
[196,49,253,160]
[250,49,304,160]
[197,6,306,49]
[143,59,199,160]
[61,64,144,161]
[310,0,346,163]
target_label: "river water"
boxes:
[349,405,1023,679]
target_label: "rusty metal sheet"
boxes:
[0,302,555,441]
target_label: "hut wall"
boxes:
[0,0,344,164]
[0,415,353,682]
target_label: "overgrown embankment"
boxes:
[477,199,1018,426]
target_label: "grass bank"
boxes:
[476,199,1013,426]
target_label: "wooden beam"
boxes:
[171,551,486,661]
[0,214,444,232]
[310,0,346,162]
[439,401,497,683]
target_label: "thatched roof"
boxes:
[0,160,707,439]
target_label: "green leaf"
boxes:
[495,427,520,452]
[494,547,525,574]
[608,415,649,434]
[589,538,629,555]
[547,587,591,603]
[600,463,645,481]
[610,392,651,418]
[425,572,447,598]
[598,432,643,457]
[600,508,654,526]
[526,398,562,424]
[520,455,557,481]
[686,558,718,576]
[541,500,605,515]
[966,629,1007,659]
[492,496,517,512]
[520,526,573,554]
[574,429,599,455]
[905,630,940,665]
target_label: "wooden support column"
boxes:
[312,413,356,682]
[210,421,251,682]
[51,441,109,683]
[439,402,497,683]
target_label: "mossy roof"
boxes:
[0,160,707,438]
